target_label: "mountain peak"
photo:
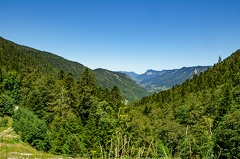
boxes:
[122,66,211,93]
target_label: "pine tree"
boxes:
[218,55,222,63]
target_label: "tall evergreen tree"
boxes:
[218,55,222,63]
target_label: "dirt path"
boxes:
[0,127,13,137]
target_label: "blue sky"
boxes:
[1,0,239,74]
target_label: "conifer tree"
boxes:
[218,55,222,63]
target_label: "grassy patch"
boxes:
[0,117,63,159]
[0,139,70,159]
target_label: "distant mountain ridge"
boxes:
[0,37,149,101]
[119,71,139,81]
[121,66,211,92]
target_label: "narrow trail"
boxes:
[0,127,13,137]
[0,106,19,138]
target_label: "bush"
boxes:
[0,116,8,127]
[0,94,14,116]
[213,110,240,158]
[12,107,51,151]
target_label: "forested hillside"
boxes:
[0,37,86,76]
[0,37,149,102]
[0,67,132,157]
[131,49,240,158]
[95,69,148,101]
[0,36,239,158]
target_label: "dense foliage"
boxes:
[0,36,239,158]
[0,67,150,157]
[132,49,240,158]
[0,37,149,102]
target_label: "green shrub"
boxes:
[0,116,8,127]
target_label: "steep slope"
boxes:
[119,71,140,81]
[0,37,148,101]
[94,69,148,102]
[131,49,240,158]
[0,37,86,77]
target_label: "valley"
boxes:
[121,66,211,93]
[0,37,149,102]
[0,37,240,158]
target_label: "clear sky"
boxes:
[0,0,239,74]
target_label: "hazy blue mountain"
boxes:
[121,66,211,92]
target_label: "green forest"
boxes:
[0,37,240,158]
[0,37,149,102]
